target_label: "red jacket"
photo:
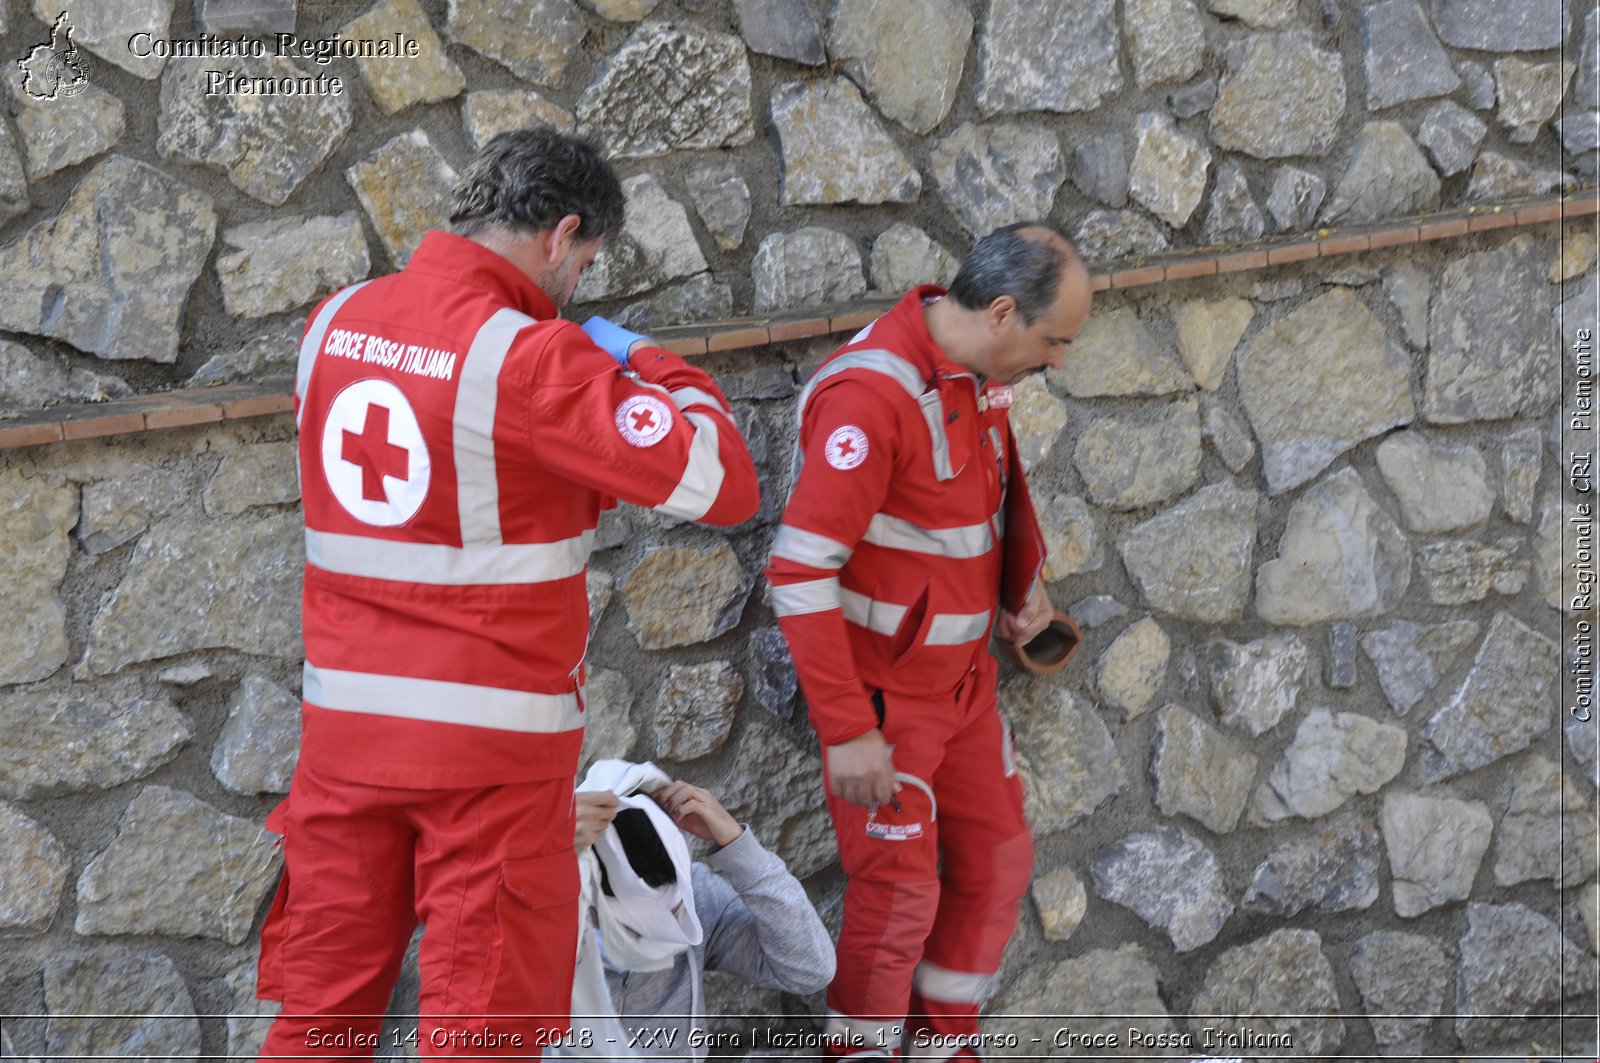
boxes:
[294,231,758,787]
[765,287,1040,747]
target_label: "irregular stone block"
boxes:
[1153,704,1257,833]
[0,468,75,684]
[1583,882,1600,953]
[1579,9,1600,107]
[929,122,1066,238]
[1051,305,1190,397]
[0,680,189,800]
[343,0,463,114]
[990,946,1179,1050]
[720,717,832,876]
[32,0,173,78]
[43,946,199,1060]
[735,0,825,64]
[1566,708,1599,790]
[1030,867,1088,941]
[869,224,958,293]
[1092,827,1233,951]
[1264,165,1326,231]
[1169,76,1218,118]
[1418,100,1487,176]
[1494,754,1598,887]
[85,514,303,675]
[1175,297,1252,391]
[771,78,921,206]
[576,23,754,158]
[1005,679,1127,834]
[622,543,751,650]
[216,213,369,321]
[1074,400,1201,511]
[157,57,350,206]
[205,442,299,517]
[614,274,733,331]
[1432,0,1570,51]
[1008,375,1067,474]
[212,676,300,795]
[0,802,69,930]
[1210,633,1307,737]
[462,89,574,149]
[1071,132,1129,208]
[1455,901,1597,1049]
[8,82,124,179]
[1073,209,1169,262]
[1038,493,1102,580]
[751,228,865,314]
[1361,0,1460,111]
[196,0,295,33]
[1420,612,1557,781]
[1360,619,1480,715]
[1320,121,1440,226]
[1496,57,1576,140]
[652,661,742,760]
[445,0,582,85]
[1202,402,1256,472]
[222,948,275,1061]
[1458,58,1497,109]
[1094,617,1170,720]
[1212,33,1346,159]
[1244,811,1380,917]
[1349,931,1450,1053]
[1128,111,1211,229]
[1207,0,1298,26]
[827,0,972,133]
[685,166,751,254]
[1237,289,1413,494]
[976,0,1122,116]
[1256,469,1411,625]
[1120,482,1258,623]
[1554,111,1600,154]
[187,326,298,388]
[1465,150,1572,202]
[1202,159,1265,244]
[750,626,797,720]
[0,156,215,363]
[575,174,707,302]
[75,786,281,942]
[0,127,25,226]
[1125,0,1207,89]
[1375,433,1492,533]
[586,0,662,19]
[1254,709,1407,822]
[1189,929,1344,1055]
[1417,537,1530,605]
[1382,261,1431,349]
[345,130,457,269]
[1327,622,1358,688]
[578,667,638,769]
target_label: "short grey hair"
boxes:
[450,127,625,241]
[947,222,1079,325]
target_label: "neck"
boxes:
[923,297,987,377]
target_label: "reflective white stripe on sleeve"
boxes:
[839,588,907,636]
[771,524,854,571]
[453,307,536,546]
[668,386,730,415]
[304,663,584,734]
[798,348,926,413]
[770,577,843,616]
[863,513,995,559]
[305,528,593,585]
[910,961,997,1005]
[824,1011,901,1056]
[924,609,993,646]
[653,411,726,521]
[295,281,371,426]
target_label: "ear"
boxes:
[985,294,1020,333]
[545,213,585,264]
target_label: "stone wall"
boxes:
[0,0,1597,1059]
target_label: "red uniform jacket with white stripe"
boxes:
[765,286,1043,747]
[294,231,759,788]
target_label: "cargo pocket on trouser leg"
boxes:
[439,848,582,1058]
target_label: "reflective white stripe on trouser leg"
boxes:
[911,961,996,1005]
[825,1011,902,1058]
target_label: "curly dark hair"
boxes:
[450,127,625,241]
[947,222,1082,325]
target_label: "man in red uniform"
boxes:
[765,223,1092,1060]
[256,127,759,1060]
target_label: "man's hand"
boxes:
[826,729,900,808]
[574,790,620,851]
[649,781,743,847]
[996,579,1053,646]
[580,316,654,366]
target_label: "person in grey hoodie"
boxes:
[566,766,835,1061]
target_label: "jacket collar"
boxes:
[403,230,559,321]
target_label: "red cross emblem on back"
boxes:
[341,403,409,501]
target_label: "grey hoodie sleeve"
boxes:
[691,826,835,995]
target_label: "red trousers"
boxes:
[256,764,579,1061]
[822,653,1034,1061]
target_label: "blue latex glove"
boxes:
[581,316,651,366]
